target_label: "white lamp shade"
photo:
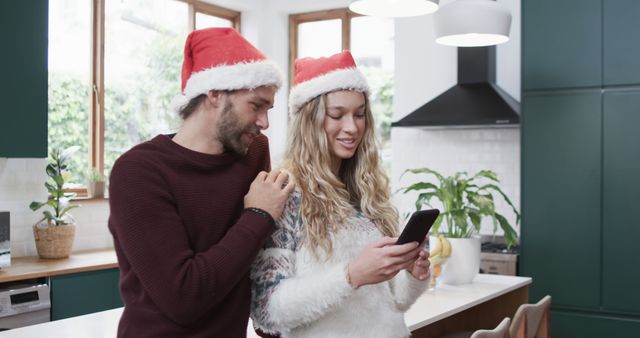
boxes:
[434,0,511,47]
[349,0,439,18]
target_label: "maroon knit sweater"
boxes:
[108,134,273,338]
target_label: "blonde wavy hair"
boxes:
[283,92,399,259]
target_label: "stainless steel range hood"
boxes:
[391,46,520,128]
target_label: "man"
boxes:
[108,28,294,337]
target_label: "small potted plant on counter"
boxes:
[399,168,520,285]
[86,167,105,198]
[29,146,81,259]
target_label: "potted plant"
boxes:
[29,146,81,259]
[399,168,520,285]
[86,167,105,198]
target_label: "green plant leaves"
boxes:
[415,192,438,211]
[29,201,46,211]
[87,167,104,182]
[43,211,54,221]
[29,146,81,226]
[472,170,499,182]
[53,174,64,188]
[495,213,518,249]
[467,207,482,230]
[46,164,57,178]
[477,183,521,223]
[401,182,438,194]
[44,182,57,193]
[59,146,80,163]
[398,167,520,247]
[401,167,445,181]
[59,205,80,218]
[46,199,59,211]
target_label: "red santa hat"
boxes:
[289,51,369,114]
[172,28,283,111]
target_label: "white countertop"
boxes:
[0,274,531,338]
[0,306,122,338]
[404,274,531,330]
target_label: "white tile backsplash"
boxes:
[0,158,113,258]
[391,127,521,238]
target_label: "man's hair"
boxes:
[179,90,241,120]
[178,94,207,120]
[283,93,399,260]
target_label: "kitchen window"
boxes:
[48,0,240,198]
[290,9,395,172]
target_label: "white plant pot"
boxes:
[430,235,481,285]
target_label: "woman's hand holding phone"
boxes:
[346,237,422,288]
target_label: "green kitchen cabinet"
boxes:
[551,310,640,338]
[0,0,48,157]
[602,91,640,314]
[50,269,123,321]
[522,0,601,90]
[521,91,602,309]
[604,0,640,85]
[522,0,640,335]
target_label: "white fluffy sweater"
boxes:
[250,190,428,338]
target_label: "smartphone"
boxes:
[396,209,440,245]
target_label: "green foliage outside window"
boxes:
[48,35,182,184]
[103,34,182,176]
[48,74,89,184]
[48,32,394,183]
[360,67,393,146]
[359,67,394,175]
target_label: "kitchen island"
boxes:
[0,274,530,337]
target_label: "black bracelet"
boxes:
[244,207,275,226]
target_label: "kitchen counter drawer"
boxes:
[50,268,123,321]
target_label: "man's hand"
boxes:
[244,169,295,220]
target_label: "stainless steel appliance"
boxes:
[480,238,519,276]
[0,211,9,268]
[0,281,50,330]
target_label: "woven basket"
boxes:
[33,223,76,259]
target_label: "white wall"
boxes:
[392,0,521,238]
[0,159,113,257]
[1,0,521,258]
[240,6,290,164]
[0,158,47,257]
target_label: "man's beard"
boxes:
[216,100,260,156]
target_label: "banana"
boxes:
[432,264,442,277]
[439,235,452,258]
[429,237,442,258]
[429,254,446,266]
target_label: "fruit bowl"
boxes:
[428,235,451,289]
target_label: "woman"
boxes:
[250,51,430,338]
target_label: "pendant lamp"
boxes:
[349,0,439,18]
[434,0,511,47]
